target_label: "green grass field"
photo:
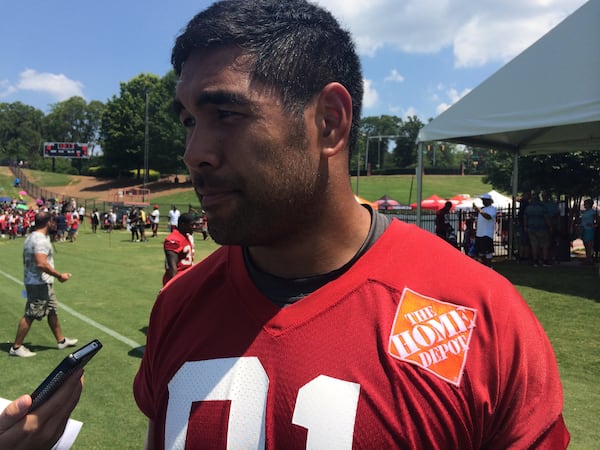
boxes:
[352,173,495,205]
[1,168,497,206]
[0,172,598,448]
[0,225,222,449]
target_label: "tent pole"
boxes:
[509,151,519,260]
[416,142,424,227]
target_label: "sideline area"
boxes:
[0,268,143,349]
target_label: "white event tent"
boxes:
[416,0,600,227]
[454,190,514,211]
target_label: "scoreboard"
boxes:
[43,142,90,159]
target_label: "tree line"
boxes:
[1,70,598,198]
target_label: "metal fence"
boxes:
[381,208,514,258]
[10,165,518,254]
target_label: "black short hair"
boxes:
[172,0,363,153]
[178,212,198,228]
[34,211,52,229]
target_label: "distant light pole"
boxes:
[365,135,401,172]
[356,136,363,195]
[143,90,150,194]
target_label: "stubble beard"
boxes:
[204,125,323,247]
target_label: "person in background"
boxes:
[138,207,148,242]
[580,198,598,265]
[91,208,100,233]
[129,208,140,242]
[78,205,85,228]
[9,211,78,357]
[109,209,117,232]
[162,213,199,285]
[517,190,531,263]
[200,211,209,240]
[473,193,497,267]
[541,191,560,265]
[524,191,552,267]
[150,204,160,237]
[133,1,569,448]
[435,201,453,242]
[67,209,79,243]
[55,211,67,242]
[168,205,180,232]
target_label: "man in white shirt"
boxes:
[150,204,160,237]
[473,194,497,267]
[9,211,78,357]
[168,205,180,232]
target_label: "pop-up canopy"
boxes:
[418,0,600,156]
[415,0,600,234]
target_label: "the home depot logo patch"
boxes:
[388,288,477,386]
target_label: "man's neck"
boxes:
[247,203,372,279]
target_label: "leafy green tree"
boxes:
[391,115,424,168]
[101,74,155,176]
[0,102,45,166]
[145,71,186,175]
[359,115,401,171]
[100,72,184,178]
[42,97,105,173]
[354,115,427,172]
[484,151,600,197]
[44,96,103,142]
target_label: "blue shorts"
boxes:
[582,228,596,243]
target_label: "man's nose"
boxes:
[183,130,220,170]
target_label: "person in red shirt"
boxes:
[68,210,79,243]
[162,213,199,285]
[133,1,569,448]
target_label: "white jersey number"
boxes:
[166,357,360,449]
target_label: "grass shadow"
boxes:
[495,259,599,302]
[0,342,56,354]
[128,346,145,358]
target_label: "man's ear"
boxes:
[316,82,352,156]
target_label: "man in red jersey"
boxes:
[134,1,569,449]
[162,213,199,285]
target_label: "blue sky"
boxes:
[0,0,588,121]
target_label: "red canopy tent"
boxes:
[354,195,378,209]
[374,194,400,211]
[411,194,449,211]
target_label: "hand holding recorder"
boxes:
[0,339,101,449]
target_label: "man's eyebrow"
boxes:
[172,91,251,115]
[172,98,184,116]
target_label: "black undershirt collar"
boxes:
[243,205,393,308]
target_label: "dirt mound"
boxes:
[69,176,194,198]
[22,170,193,201]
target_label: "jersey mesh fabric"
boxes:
[162,230,193,285]
[135,220,568,449]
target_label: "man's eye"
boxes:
[181,117,195,128]
[217,109,240,119]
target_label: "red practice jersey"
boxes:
[162,230,194,285]
[135,219,568,449]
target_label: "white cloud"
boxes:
[384,69,405,83]
[362,78,379,108]
[436,102,451,115]
[403,106,419,119]
[16,69,84,101]
[316,0,587,67]
[0,80,17,98]
[387,104,419,120]
[435,86,471,114]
